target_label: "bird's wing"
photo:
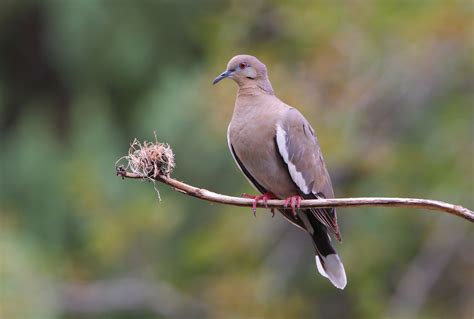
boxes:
[275,108,341,240]
[227,124,306,230]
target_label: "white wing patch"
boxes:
[275,123,310,194]
[288,162,310,194]
[275,124,289,162]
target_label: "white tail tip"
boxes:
[315,254,347,289]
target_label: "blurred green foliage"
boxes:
[0,1,472,318]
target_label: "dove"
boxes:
[213,55,346,289]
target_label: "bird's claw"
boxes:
[242,192,276,217]
[283,195,302,218]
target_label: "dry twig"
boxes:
[115,138,473,223]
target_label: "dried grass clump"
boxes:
[115,134,175,201]
[117,134,175,179]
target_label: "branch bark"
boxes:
[116,168,473,222]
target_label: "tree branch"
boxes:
[116,167,473,223]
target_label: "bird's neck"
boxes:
[237,79,274,96]
[233,89,281,122]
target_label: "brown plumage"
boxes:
[213,54,347,289]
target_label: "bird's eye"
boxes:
[239,63,246,69]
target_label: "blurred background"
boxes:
[0,1,473,318]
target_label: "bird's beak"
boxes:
[213,69,233,85]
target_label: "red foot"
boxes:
[283,195,302,217]
[242,192,276,217]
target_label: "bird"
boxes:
[213,55,347,289]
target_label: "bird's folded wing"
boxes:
[227,125,306,230]
[275,108,341,239]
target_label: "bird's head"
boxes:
[213,55,274,94]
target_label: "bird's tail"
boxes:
[307,213,347,289]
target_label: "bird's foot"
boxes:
[283,195,302,218]
[242,192,276,217]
